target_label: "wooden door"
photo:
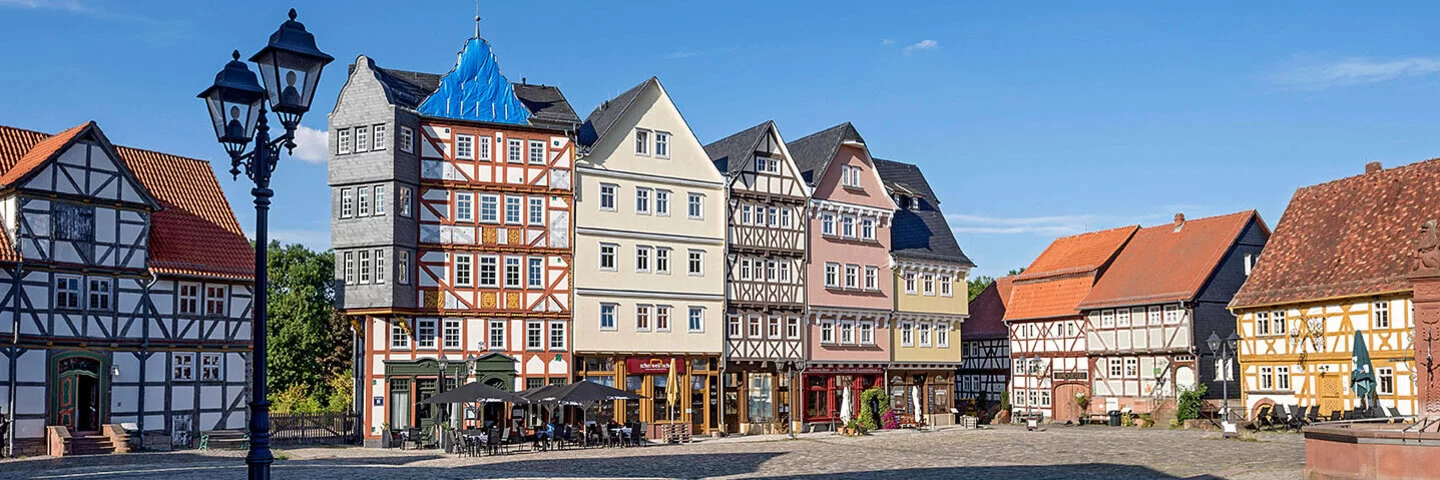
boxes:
[1053,384,1087,423]
[1319,375,1344,415]
[51,354,103,432]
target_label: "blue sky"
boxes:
[5,1,1440,279]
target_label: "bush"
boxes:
[881,408,899,429]
[1176,384,1208,421]
[859,387,889,431]
[999,391,1010,411]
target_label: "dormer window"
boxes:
[635,129,650,156]
[840,165,862,188]
[909,197,921,211]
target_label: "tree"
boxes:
[967,268,1027,302]
[265,241,350,411]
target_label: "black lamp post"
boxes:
[1207,331,1241,429]
[197,9,331,480]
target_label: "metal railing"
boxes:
[268,412,360,446]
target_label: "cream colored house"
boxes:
[572,77,727,434]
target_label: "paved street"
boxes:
[0,426,1303,480]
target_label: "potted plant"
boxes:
[1137,413,1154,428]
[1074,394,1091,423]
[843,419,863,436]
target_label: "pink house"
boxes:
[787,123,897,427]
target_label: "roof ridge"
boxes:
[1296,157,1440,193]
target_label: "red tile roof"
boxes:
[965,275,1013,339]
[1004,225,1137,322]
[1231,159,1440,309]
[0,123,253,280]
[1078,211,1264,310]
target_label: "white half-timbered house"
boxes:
[705,121,810,434]
[0,122,255,455]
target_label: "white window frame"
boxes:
[526,321,543,350]
[844,264,858,289]
[488,320,506,349]
[918,322,932,347]
[599,183,618,211]
[600,303,618,330]
[634,129,650,156]
[374,249,386,285]
[337,128,351,154]
[1255,311,1270,336]
[478,135,492,162]
[478,255,498,287]
[937,323,950,348]
[655,305,672,332]
[687,193,704,219]
[399,187,413,218]
[172,352,195,380]
[455,192,474,222]
[1116,309,1130,327]
[528,197,544,225]
[342,252,355,285]
[599,243,617,271]
[1272,310,1287,335]
[357,186,371,216]
[1259,366,1273,390]
[859,321,874,345]
[416,318,437,349]
[504,257,522,288]
[1377,367,1395,395]
[443,319,461,349]
[374,185,387,216]
[355,125,370,152]
[654,131,670,158]
[1276,366,1291,390]
[787,318,801,340]
[453,254,473,287]
[340,188,354,218]
[398,251,410,285]
[900,322,914,347]
[635,187,652,214]
[399,126,413,153]
[1164,304,1182,325]
[821,321,834,344]
[688,306,704,332]
[655,189,670,216]
[549,321,566,350]
[504,196,523,225]
[1101,310,1115,329]
[635,245,651,273]
[358,250,372,284]
[655,247,671,274]
[528,139,547,165]
[527,257,544,288]
[904,272,917,294]
[1374,301,1390,329]
[821,213,835,236]
[1124,357,1138,377]
[824,263,839,288]
[1147,306,1162,326]
[368,125,386,150]
[864,266,878,291]
[507,138,524,163]
[479,194,499,223]
[922,273,935,296]
[456,134,475,160]
[687,249,704,276]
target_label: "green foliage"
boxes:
[1138,413,1153,428]
[1169,418,1181,429]
[999,390,1010,411]
[967,268,1027,302]
[1119,411,1133,427]
[1074,393,1091,412]
[1176,384,1209,421]
[858,387,889,431]
[265,241,352,413]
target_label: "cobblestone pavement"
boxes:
[0,426,1304,479]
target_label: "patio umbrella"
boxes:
[538,380,646,404]
[419,381,527,405]
[666,359,680,426]
[1350,331,1377,409]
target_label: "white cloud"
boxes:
[881,39,895,46]
[1269,56,1440,90]
[948,213,1102,236]
[0,0,89,12]
[903,39,938,55]
[290,126,328,164]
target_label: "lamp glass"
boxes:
[1206,332,1222,354]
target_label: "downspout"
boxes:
[7,259,22,458]
[136,270,158,449]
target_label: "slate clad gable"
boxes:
[873,158,974,267]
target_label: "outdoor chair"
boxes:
[598,425,614,448]
[1252,405,1273,431]
[1267,406,1288,432]
[1303,406,1320,426]
[1328,410,1342,422]
[637,422,649,446]
[1385,406,1404,422]
[1285,405,1305,431]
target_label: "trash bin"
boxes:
[1107,410,1122,427]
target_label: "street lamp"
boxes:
[1207,331,1241,437]
[197,9,331,480]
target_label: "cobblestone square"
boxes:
[0,425,1304,479]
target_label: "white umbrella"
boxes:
[912,386,924,425]
[839,386,853,423]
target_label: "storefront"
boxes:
[575,354,721,434]
[888,368,957,427]
[723,362,800,434]
[801,365,886,429]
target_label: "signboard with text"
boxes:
[626,357,685,374]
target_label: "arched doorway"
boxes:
[1174,366,1196,396]
[1053,384,1088,423]
[51,351,106,432]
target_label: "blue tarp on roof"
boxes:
[417,37,531,125]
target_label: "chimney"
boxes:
[1173,213,1185,232]
[1365,161,1383,174]
[521,77,527,85]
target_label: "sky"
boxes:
[5,1,1440,279]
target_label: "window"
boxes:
[454,254,473,286]
[358,250,372,284]
[1276,366,1291,390]
[528,257,544,288]
[501,196,521,225]
[398,251,410,285]
[767,317,781,338]
[1214,358,1233,381]
[635,187,651,214]
[374,126,391,150]
[373,185,387,216]
[391,319,410,348]
[844,264,858,289]
[839,322,855,344]
[654,131,669,158]
[821,321,834,343]
[399,126,413,153]
[1109,358,1123,377]
[456,134,474,159]
[904,272,917,294]
[859,321,874,345]
[728,316,741,337]
[922,274,935,296]
[1164,305,1182,324]
[656,247,671,274]
[399,187,413,217]
[742,204,752,225]
[488,320,506,349]
[340,189,354,218]
[416,319,436,349]
[356,186,371,216]
[755,157,771,173]
[860,218,874,240]
[1101,310,1115,328]
[841,165,860,187]
[479,255,498,287]
[343,252,355,284]
[688,307,704,332]
[337,128,351,154]
[821,213,835,236]
[1272,310,1286,335]
[479,194,498,223]
[825,263,839,288]
[780,209,792,228]
[1259,366,1273,390]
[636,305,652,331]
[204,285,226,316]
[599,184,617,211]
[687,193,703,219]
[841,216,855,238]
[848,166,862,187]
[526,321,543,349]
[656,306,672,331]
[1378,367,1394,395]
[937,323,950,347]
[549,322,566,350]
[767,207,778,227]
[779,263,792,283]
[454,192,474,222]
[200,353,222,381]
[788,318,801,340]
[443,319,461,349]
[508,138,523,163]
[1147,306,1162,326]
[918,323,932,347]
[504,257,522,288]
[687,250,704,275]
[1244,253,1254,276]
[940,276,952,297]
[178,283,200,314]
[478,135,492,161]
[1374,302,1390,329]
[599,243,617,271]
[172,353,195,380]
[1116,309,1130,327]
[634,129,650,155]
[529,197,544,225]
[356,126,370,152]
[374,249,386,284]
[87,278,111,311]
[655,190,670,216]
[901,322,914,347]
[55,276,82,309]
[529,139,546,164]
[1255,311,1270,336]
[635,246,651,273]
[748,316,761,338]
[766,261,778,282]
[1124,358,1138,377]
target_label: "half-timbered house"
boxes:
[960,276,1012,415]
[1231,161,1438,417]
[1076,211,1268,418]
[1005,225,1136,422]
[874,158,973,427]
[330,34,580,446]
[786,123,897,430]
[0,122,255,455]
[705,121,810,435]
[572,77,727,435]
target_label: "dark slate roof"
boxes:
[348,62,580,128]
[785,122,864,186]
[873,158,974,267]
[577,77,654,148]
[704,121,773,176]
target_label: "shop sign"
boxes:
[806,367,884,375]
[373,396,383,406]
[1053,371,1088,381]
[626,357,685,374]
